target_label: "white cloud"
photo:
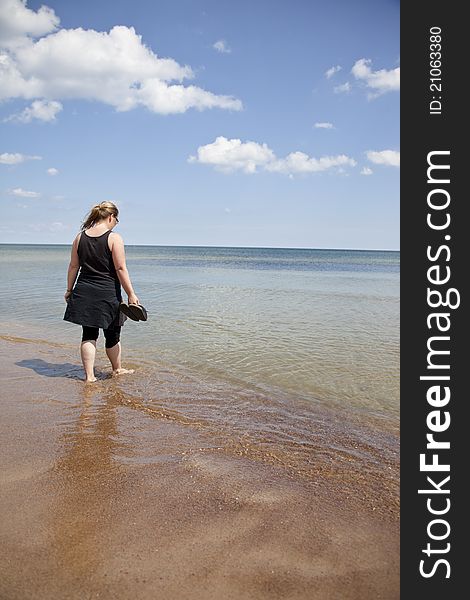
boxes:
[360,167,373,175]
[266,152,356,174]
[213,40,231,54]
[5,99,63,122]
[314,122,333,129]
[334,82,351,94]
[9,186,40,197]
[189,136,275,174]
[0,1,242,115]
[352,58,400,97]
[325,65,341,79]
[47,167,59,175]
[366,150,400,167]
[0,151,41,164]
[189,136,356,176]
[0,0,59,49]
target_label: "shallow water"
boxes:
[0,244,399,493]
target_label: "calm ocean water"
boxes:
[0,244,399,485]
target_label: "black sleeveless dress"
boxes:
[63,230,126,329]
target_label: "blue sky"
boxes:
[0,0,399,249]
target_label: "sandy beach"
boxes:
[0,335,399,599]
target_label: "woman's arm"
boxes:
[65,234,80,302]
[110,233,139,304]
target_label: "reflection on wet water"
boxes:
[48,386,128,578]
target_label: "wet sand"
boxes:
[0,336,399,599]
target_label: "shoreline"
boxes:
[0,336,399,599]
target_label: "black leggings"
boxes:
[82,326,121,349]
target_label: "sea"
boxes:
[0,244,400,502]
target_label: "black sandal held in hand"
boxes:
[119,302,148,322]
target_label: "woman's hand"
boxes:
[128,293,140,305]
[64,290,72,303]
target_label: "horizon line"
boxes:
[0,242,400,252]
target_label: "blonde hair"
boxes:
[81,201,119,231]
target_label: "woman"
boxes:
[64,201,139,382]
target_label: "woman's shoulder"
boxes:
[108,231,124,252]
[109,231,123,242]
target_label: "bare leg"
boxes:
[106,342,134,376]
[80,340,97,382]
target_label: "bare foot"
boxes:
[84,376,97,383]
[112,368,135,376]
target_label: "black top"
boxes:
[78,230,119,281]
[63,230,126,329]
